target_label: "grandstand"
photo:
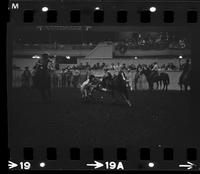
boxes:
[12,27,191,90]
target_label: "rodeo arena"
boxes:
[9,27,194,148]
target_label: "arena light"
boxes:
[149,6,157,13]
[32,55,40,59]
[66,56,70,60]
[179,55,183,59]
[95,7,100,10]
[42,7,48,12]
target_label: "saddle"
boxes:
[151,71,159,78]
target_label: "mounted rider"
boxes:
[182,59,191,79]
[103,68,112,80]
[80,71,96,98]
[116,67,130,90]
[151,62,159,78]
[118,67,127,80]
[32,53,53,99]
[101,68,113,91]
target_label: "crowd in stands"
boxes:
[115,32,190,54]
[14,32,190,52]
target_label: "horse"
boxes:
[140,67,170,90]
[92,73,132,107]
[178,70,191,91]
[159,72,170,91]
[32,65,53,101]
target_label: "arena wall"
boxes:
[13,46,190,57]
[115,49,190,57]
[13,58,38,70]
[13,57,189,70]
[13,49,91,57]
[77,58,187,67]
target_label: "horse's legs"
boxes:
[160,80,163,90]
[84,88,88,97]
[185,85,188,91]
[134,81,137,91]
[165,83,167,91]
[179,83,182,91]
[122,93,132,107]
[162,82,165,91]
[121,89,132,107]
[156,81,159,90]
[112,90,123,104]
[80,88,85,99]
[151,81,154,90]
[110,91,117,103]
[164,81,167,91]
[147,81,151,90]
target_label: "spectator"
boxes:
[61,68,67,88]
[72,69,80,88]
[21,66,32,88]
[66,69,73,87]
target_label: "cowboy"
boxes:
[103,68,112,80]
[118,68,127,81]
[182,59,191,78]
[126,69,133,91]
[80,74,95,98]
[152,62,159,72]
[101,69,112,91]
[183,59,190,74]
[72,69,80,88]
[65,68,72,87]
[151,62,159,77]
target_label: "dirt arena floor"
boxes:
[7,87,200,170]
[8,87,198,148]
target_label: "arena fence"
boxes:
[12,69,182,90]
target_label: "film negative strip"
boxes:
[6,0,200,172]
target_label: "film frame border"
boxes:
[4,0,198,173]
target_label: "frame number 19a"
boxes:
[105,161,124,170]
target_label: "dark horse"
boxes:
[179,70,191,91]
[32,65,52,100]
[141,67,170,90]
[32,54,53,101]
[92,72,132,107]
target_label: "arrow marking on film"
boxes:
[8,161,18,169]
[179,161,195,170]
[86,161,104,169]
